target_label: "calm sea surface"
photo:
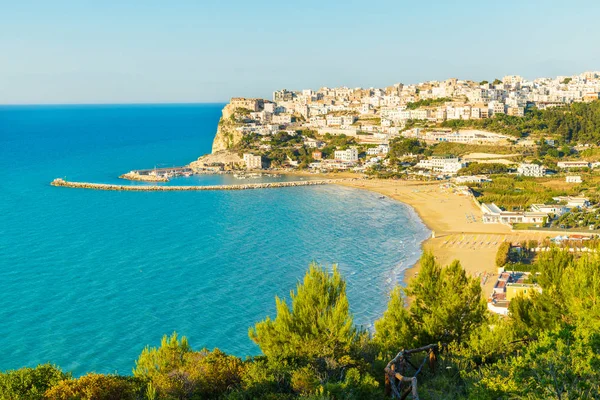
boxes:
[0,104,429,375]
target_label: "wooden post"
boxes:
[385,370,391,397]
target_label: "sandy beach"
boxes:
[336,178,557,295]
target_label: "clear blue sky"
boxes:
[1,0,599,104]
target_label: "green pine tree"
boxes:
[373,286,415,355]
[405,253,485,345]
[249,263,356,362]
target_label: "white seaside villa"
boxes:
[481,203,547,225]
[415,156,466,175]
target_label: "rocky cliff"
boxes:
[211,103,244,153]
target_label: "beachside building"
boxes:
[481,203,548,225]
[334,148,359,162]
[243,153,262,170]
[454,175,491,184]
[506,283,542,301]
[488,269,542,315]
[517,163,546,177]
[416,156,466,175]
[315,159,356,171]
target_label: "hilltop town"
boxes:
[184,71,600,318]
[187,70,600,223]
[195,70,600,173]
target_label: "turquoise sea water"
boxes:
[0,104,429,376]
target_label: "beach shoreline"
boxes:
[54,167,573,295]
[331,177,556,294]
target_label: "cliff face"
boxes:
[211,104,244,153]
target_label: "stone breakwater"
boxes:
[51,178,339,191]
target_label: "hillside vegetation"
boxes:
[441,100,600,141]
[2,251,600,399]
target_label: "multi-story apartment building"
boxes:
[334,148,359,162]
[243,153,262,170]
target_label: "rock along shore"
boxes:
[50,178,338,192]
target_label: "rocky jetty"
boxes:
[51,178,337,192]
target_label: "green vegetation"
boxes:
[320,134,357,158]
[406,97,452,110]
[441,114,529,137]
[4,252,600,399]
[0,364,69,399]
[470,176,577,210]
[428,142,519,156]
[552,209,600,230]
[358,117,381,126]
[495,242,510,267]
[442,100,600,142]
[457,162,509,176]
[249,264,355,362]
[388,137,424,159]
[562,77,573,84]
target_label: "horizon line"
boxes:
[0,101,230,107]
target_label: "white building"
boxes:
[481,203,547,225]
[488,101,506,116]
[272,114,293,124]
[416,156,466,175]
[557,161,590,169]
[566,175,582,183]
[530,204,569,217]
[334,148,359,162]
[243,153,262,170]
[454,175,491,184]
[303,138,324,148]
[552,196,590,209]
[366,144,390,155]
[517,163,546,177]
[326,115,357,127]
[421,130,509,145]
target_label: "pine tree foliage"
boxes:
[373,286,415,355]
[133,332,191,379]
[404,253,485,345]
[249,263,356,362]
[0,364,68,400]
